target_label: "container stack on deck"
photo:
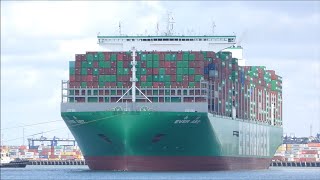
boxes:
[68,50,282,125]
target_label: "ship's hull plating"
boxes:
[61,111,282,171]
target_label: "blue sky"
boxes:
[1,1,319,145]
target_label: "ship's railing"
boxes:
[61,80,208,104]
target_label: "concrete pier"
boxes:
[28,160,87,165]
[271,161,320,167]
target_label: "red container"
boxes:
[104,52,110,61]
[153,82,159,88]
[153,68,159,75]
[147,68,153,75]
[160,61,165,67]
[165,62,171,68]
[171,75,176,81]
[111,61,116,68]
[93,82,98,88]
[87,81,93,87]
[98,68,105,75]
[159,53,165,61]
[93,61,99,68]
[87,75,93,81]
[170,68,176,74]
[87,68,93,75]
[188,75,194,82]
[170,62,176,67]
[189,62,196,67]
[165,68,171,74]
[177,53,183,61]
[69,75,76,82]
[75,68,81,75]
[110,68,116,74]
[123,61,130,67]
[81,76,87,81]
[75,54,81,61]
[141,61,146,68]
[140,75,147,81]
[117,53,123,61]
[75,61,81,68]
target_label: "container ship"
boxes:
[60,22,283,171]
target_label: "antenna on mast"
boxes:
[166,11,175,36]
[211,20,216,35]
[156,22,159,35]
[118,21,122,36]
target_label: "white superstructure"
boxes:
[97,35,236,52]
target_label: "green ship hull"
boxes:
[61,111,282,171]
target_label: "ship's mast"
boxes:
[131,47,137,103]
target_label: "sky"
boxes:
[1,1,320,145]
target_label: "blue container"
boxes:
[69,61,75,68]
[208,63,215,70]
[204,67,209,74]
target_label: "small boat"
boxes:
[1,151,28,168]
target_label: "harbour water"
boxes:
[1,166,319,180]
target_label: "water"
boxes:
[1,166,319,180]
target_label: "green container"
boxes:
[183,52,189,61]
[117,61,123,68]
[81,82,87,88]
[147,61,153,68]
[105,61,111,68]
[111,90,116,95]
[146,82,152,87]
[93,90,98,95]
[177,68,183,75]
[189,82,195,87]
[165,97,170,102]
[123,68,129,75]
[153,54,159,61]
[110,54,117,61]
[110,75,116,82]
[177,61,183,68]
[98,61,104,68]
[165,54,171,61]
[98,52,105,61]
[195,75,203,81]
[159,68,165,75]
[87,61,93,68]
[140,82,146,87]
[86,54,93,61]
[99,82,105,87]
[68,97,74,103]
[141,68,147,75]
[98,75,105,82]
[183,68,188,75]
[153,75,159,82]
[69,67,75,75]
[171,54,177,61]
[117,68,124,75]
[141,54,147,61]
[189,54,195,61]
[93,54,99,61]
[88,97,98,102]
[153,61,159,68]
[117,82,123,87]
[159,75,165,82]
[152,97,158,102]
[104,97,109,102]
[177,75,183,82]
[81,68,87,75]
[189,68,195,75]
[183,61,189,68]
[153,90,158,95]
[165,75,171,82]
[69,90,74,95]
[171,97,181,102]
[147,54,153,61]
[93,68,99,75]
[165,82,171,87]
[82,61,88,68]
[231,58,238,64]
[147,75,153,82]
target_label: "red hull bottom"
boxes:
[85,156,272,171]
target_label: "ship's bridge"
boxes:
[97,35,236,52]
